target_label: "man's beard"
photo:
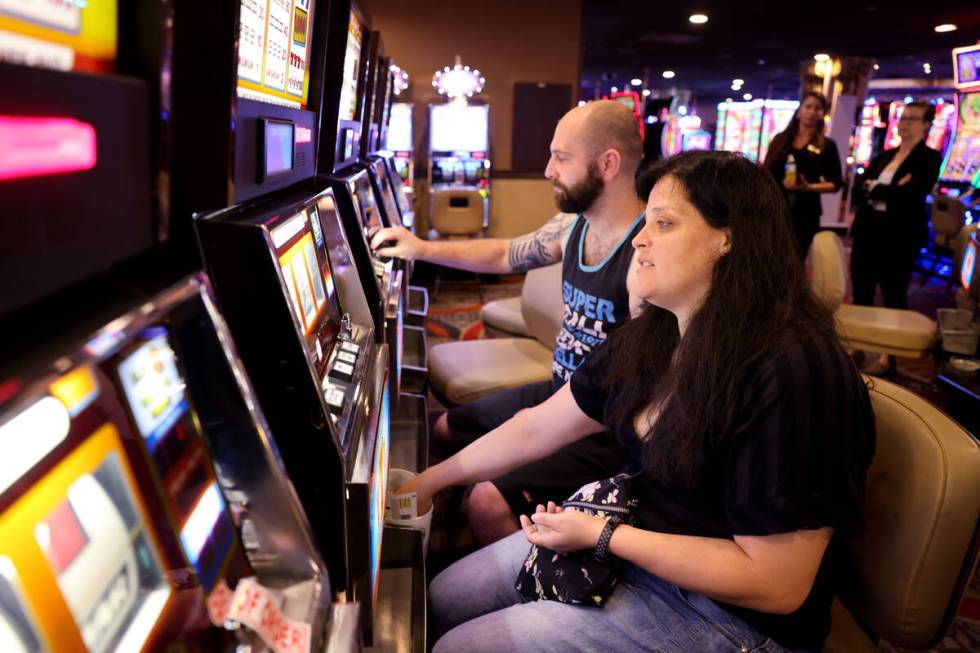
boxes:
[554,162,605,214]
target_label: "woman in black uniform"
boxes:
[401,151,875,653]
[764,91,844,260]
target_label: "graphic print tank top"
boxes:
[552,212,645,389]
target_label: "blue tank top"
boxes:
[552,212,645,389]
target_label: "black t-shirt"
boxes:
[569,328,875,649]
[766,139,843,220]
[551,212,645,390]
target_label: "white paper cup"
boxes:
[385,468,433,555]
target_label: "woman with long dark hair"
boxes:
[763,92,844,259]
[401,151,875,652]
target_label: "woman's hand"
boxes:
[395,471,438,515]
[519,502,607,554]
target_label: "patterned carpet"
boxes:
[416,256,980,652]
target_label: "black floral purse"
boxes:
[514,473,638,607]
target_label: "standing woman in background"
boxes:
[850,100,942,310]
[764,91,844,260]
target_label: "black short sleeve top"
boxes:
[569,328,876,649]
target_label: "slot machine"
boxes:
[317,0,429,401]
[933,45,980,238]
[0,275,339,652]
[382,101,417,226]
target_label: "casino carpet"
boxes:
[417,255,979,652]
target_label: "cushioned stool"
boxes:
[428,263,562,405]
[809,231,937,376]
[480,295,529,338]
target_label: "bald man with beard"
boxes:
[370,100,646,545]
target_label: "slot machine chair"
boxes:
[810,231,937,379]
[429,188,489,300]
[918,189,967,287]
[480,294,531,338]
[428,263,561,406]
[823,377,980,653]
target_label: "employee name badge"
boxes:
[227,577,312,653]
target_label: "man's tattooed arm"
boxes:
[507,213,575,272]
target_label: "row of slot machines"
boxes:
[0,0,429,651]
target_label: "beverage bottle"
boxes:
[784,154,797,187]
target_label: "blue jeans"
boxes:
[431,531,798,653]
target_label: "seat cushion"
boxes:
[429,338,553,405]
[480,296,529,338]
[836,304,936,355]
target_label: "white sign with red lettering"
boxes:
[227,577,312,653]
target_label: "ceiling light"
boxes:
[731,84,740,91]
[814,53,830,62]
[641,89,652,97]
[689,13,708,24]
[743,93,753,100]
[873,63,880,70]
[577,100,586,107]
[610,86,619,93]
[923,63,932,74]
[630,77,642,86]
[934,23,957,33]
[732,78,744,85]
[662,70,675,79]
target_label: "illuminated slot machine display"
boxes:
[714,99,765,161]
[759,100,799,162]
[927,100,956,153]
[853,100,881,168]
[682,129,711,151]
[0,0,157,316]
[611,90,645,139]
[197,184,420,645]
[884,101,905,150]
[428,102,491,190]
[384,101,416,206]
[934,45,980,228]
[0,276,337,652]
[661,114,709,156]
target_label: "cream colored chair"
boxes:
[823,377,980,652]
[428,263,562,405]
[810,231,937,373]
[480,295,530,338]
[429,188,487,238]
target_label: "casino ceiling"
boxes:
[580,0,980,101]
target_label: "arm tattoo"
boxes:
[507,214,572,272]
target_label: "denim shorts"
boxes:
[430,530,809,653]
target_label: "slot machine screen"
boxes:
[463,161,483,184]
[0,0,117,73]
[430,104,489,153]
[35,450,170,653]
[385,102,412,152]
[337,10,364,122]
[237,0,317,108]
[374,160,400,224]
[352,175,384,234]
[0,560,44,653]
[115,331,237,591]
[270,207,342,378]
[962,236,977,297]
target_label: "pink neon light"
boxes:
[0,116,97,181]
[295,125,312,144]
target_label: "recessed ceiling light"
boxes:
[814,53,830,62]
[630,77,642,86]
[934,23,957,33]
[689,13,708,24]
[642,89,652,97]
[743,93,753,100]
[577,100,586,107]
[662,70,676,79]
[610,86,619,93]
[923,63,932,74]
[873,63,880,70]
[731,84,740,91]
[732,78,744,85]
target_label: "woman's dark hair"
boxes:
[607,150,835,485]
[904,100,936,126]
[762,91,829,168]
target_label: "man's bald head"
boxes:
[559,100,644,176]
